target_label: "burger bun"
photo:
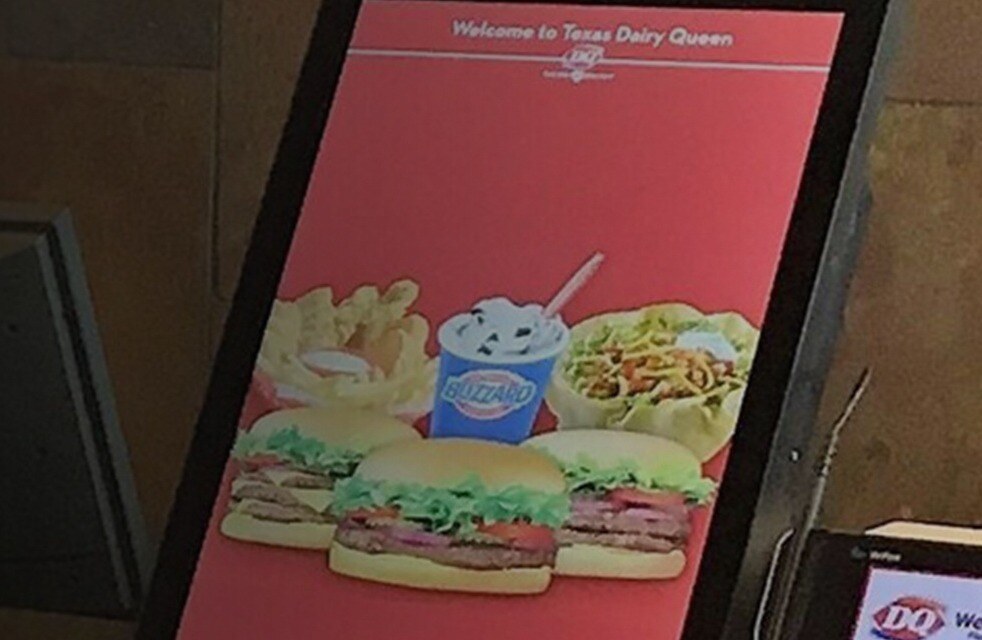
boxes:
[329,542,551,594]
[220,512,337,550]
[556,544,686,580]
[354,438,565,494]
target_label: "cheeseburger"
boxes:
[329,439,569,594]
[221,407,420,549]
[524,430,714,579]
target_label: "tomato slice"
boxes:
[347,506,399,522]
[477,522,555,550]
[238,453,282,471]
[608,487,687,508]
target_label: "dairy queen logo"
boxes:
[871,597,946,640]
[543,44,614,84]
[441,369,536,420]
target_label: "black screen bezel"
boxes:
[136,1,892,638]
[783,530,982,639]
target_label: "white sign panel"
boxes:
[852,568,982,640]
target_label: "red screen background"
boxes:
[178,3,842,638]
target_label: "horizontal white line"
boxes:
[608,57,829,73]
[350,48,557,64]
[348,48,830,73]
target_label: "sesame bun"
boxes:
[248,406,421,452]
[354,438,566,494]
[329,543,551,595]
[220,512,337,550]
[556,544,686,580]
[523,429,701,475]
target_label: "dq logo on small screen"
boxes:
[872,596,946,640]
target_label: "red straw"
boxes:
[543,252,605,318]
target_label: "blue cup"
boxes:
[430,315,570,444]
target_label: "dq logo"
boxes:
[562,44,605,72]
[872,597,946,640]
[544,43,612,84]
[559,44,605,83]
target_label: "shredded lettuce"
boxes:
[331,475,570,535]
[232,426,363,477]
[553,453,716,505]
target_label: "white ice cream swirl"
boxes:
[451,297,565,358]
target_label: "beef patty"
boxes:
[335,522,556,570]
[236,500,332,524]
[566,511,690,539]
[556,528,682,553]
[230,480,334,525]
[562,494,691,553]
[239,469,334,490]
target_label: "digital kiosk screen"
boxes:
[175,2,844,638]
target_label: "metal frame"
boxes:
[1,203,151,617]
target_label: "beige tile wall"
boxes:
[0,1,979,637]
[817,103,982,527]
[887,1,982,103]
[0,58,216,542]
[215,0,322,303]
[1,2,220,637]
[811,3,982,530]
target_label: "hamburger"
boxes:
[523,430,715,580]
[221,407,421,549]
[328,439,569,594]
